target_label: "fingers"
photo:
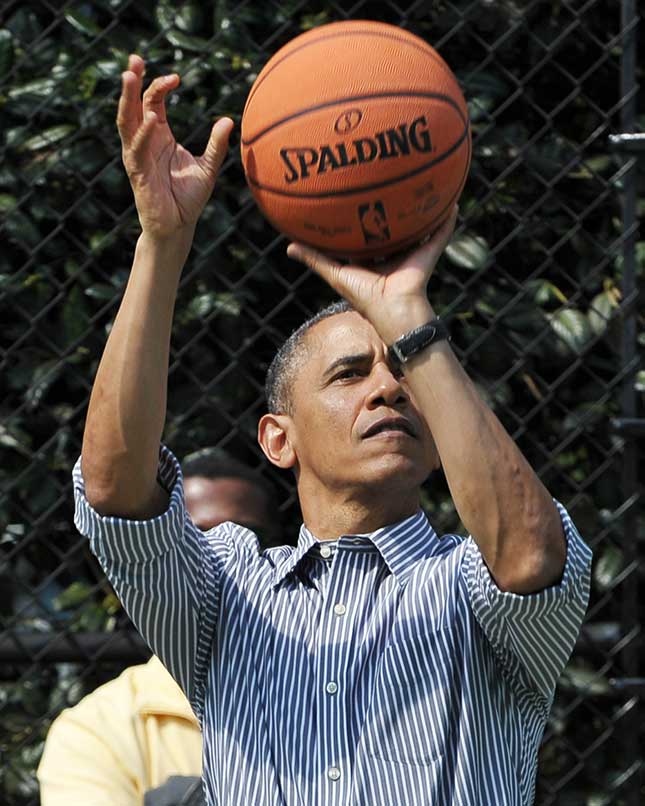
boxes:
[379,204,458,273]
[117,56,145,147]
[142,73,180,124]
[116,54,179,148]
[286,243,344,290]
[200,117,235,178]
[417,205,459,259]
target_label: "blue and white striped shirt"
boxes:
[74,447,591,806]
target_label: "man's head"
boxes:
[258,303,439,509]
[182,449,278,540]
[265,300,354,416]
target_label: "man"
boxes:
[38,449,277,806]
[182,448,280,548]
[74,54,591,805]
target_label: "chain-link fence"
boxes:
[1,0,643,804]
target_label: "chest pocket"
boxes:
[365,625,457,765]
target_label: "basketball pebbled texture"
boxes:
[241,20,471,260]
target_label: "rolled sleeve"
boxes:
[73,446,187,563]
[72,446,230,719]
[462,501,592,701]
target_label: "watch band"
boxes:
[388,318,449,366]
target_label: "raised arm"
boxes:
[287,209,566,594]
[82,55,233,518]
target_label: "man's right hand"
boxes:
[117,54,234,238]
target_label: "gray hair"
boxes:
[265,300,355,414]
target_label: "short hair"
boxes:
[181,447,274,500]
[265,299,355,414]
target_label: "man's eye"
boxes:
[334,368,361,381]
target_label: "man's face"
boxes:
[184,476,271,533]
[287,311,439,493]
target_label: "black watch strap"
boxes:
[388,318,450,366]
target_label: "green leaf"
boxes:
[559,664,611,695]
[61,285,90,343]
[183,291,242,322]
[462,70,509,100]
[85,283,117,301]
[0,28,15,75]
[155,0,176,31]
[567,155,613,178]
[24,360,63,410]
[562,402,606,433]
[547,308,593,353]
[21,124,75,151]
[445,234,490,270]
[635,369,645,392]
[163,28,211,51]
[175,0,204,33]
[0,424,32,457]
[588,290,617,336]
[0,193,17,213]
[4,208,41,247]
[53,581,93,610]
[301,11,329,29]
[8,77,58,99]
[593,544,624,591]
[528,278,568,306]
[64,8,101,36]
[467,95,495,124]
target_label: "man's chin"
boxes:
[360,451,431,488]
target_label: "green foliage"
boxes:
[0,1,643,805]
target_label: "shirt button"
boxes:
[320,545,332,559]
[333,603,346,616]
[328,766,341,781]
[326,681,338,695]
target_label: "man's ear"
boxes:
[258,413,297,470]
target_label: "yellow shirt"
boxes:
[37,656,202,805]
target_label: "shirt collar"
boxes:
[272,510,441,590]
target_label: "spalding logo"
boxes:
[280,116,432,184]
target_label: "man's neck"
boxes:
[298,481,420,541]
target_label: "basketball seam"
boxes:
[245,125,470,199]
[242,90,467,147]
[243,26,450,117]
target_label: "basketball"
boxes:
[240,20,471,261]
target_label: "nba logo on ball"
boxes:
[358,202,391,244]
[241,20,471,260]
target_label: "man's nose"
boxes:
[367,363,408,408]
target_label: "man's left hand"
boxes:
[286,204,458,343]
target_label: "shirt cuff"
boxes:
[465,500,593,615]
[73,446,187,563]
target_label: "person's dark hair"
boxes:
[265,299,354,414]
[181,447,275,501]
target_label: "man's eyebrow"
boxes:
[322,352,372,379]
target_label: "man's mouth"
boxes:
[362,417,416,439]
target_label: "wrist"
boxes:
[137,227,195,267]
[372,297,436,344]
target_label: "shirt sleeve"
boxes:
[461,501,592,701]
[73,446,246,719]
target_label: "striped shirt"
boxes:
[74,447,592,806]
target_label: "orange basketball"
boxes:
[240,20,471,261]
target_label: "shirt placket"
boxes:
[314,540,366,806]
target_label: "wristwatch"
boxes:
[388,318,450,366]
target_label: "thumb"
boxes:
[200,117,234,178]
[286,243,375,309]
[286,243,345,292]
